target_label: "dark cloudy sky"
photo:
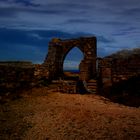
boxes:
[0,0,140,69]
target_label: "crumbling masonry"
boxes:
[0,37,140,95]
[41,37,97,81]
[39,37,140,94]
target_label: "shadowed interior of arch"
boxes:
[63,47,84,80]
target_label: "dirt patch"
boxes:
[0,87,140,140]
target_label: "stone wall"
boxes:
[98,52,140,107]
[0,61,35,95]
[111,54,140,83]
[99,52,140,92]
[98,58,112,88]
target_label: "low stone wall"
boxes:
[52,80,77,93]
[0,61,35,95]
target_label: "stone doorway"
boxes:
[41,37,97,81]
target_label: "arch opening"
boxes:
[63,47,84,80]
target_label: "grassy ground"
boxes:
[0,87,140,140]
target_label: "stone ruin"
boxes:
[38,37,140,95]
[0,37,140,104]
[41,37,97,81]
[38,37,97,93]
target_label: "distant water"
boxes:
[64,69,79,73]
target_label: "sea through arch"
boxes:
[63,47,84,80]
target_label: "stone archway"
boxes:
[41,37,97,81]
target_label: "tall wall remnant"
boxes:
[41,37,97,81]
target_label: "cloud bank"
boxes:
[0,0,140,68]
